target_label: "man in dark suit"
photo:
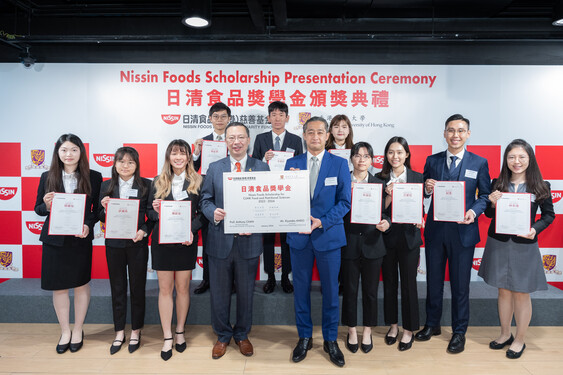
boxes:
[415,114,491,353]
[252,101,304,294]
[192,102,231,294]
[200,122,269,359]
[285,116,351,367]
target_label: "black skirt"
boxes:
[41,237,93,291]
[150,241,198,271]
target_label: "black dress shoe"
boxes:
[447,333,466,354]
[360,335,373,353]
[323,340,345,367]
[506,343,526,359]
[281,274,294,293]
[415,325,441,341]
[161,337,173,361]
[194,280,209,294]
[69,331,84,353]
[489,334,514,350]
[398,335,414,351]
[56,335,71,354]
[385,328,398,345]
[345,334,358,353]
[110,334,125,355]
[263,275,276,294]
[175,331,186,353]
[292,337,313,362]
[128,332,141,353]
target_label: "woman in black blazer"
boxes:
[479,139,554,359]
[98,147,153,354]
[147,139,204,361]
[378,136,423,351]
[34,134,102,354]
[341,142,390,354]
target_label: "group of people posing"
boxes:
[35,101,554,367]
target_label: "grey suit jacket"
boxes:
[200,156,270,259]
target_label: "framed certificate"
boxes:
[104,198,140,239]
[201,140,227,175]
[495,192,531,235]
[268,151,294,171]
[350,182,383,225]
[222,170,311,233]
[48,193,87,236]
[159,200,192,244]
[433,181,465,222]
[391,183,424,224]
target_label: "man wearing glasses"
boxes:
[415,114,491,353]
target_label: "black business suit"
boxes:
[341,173,390,327]
[98,178,154,332]
[34,169,102,291]
[379,168,424,331]
[252,130,304,277]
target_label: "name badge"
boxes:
[286,147,295,154]
[176,191,189,200]
[465,169,478,179]
[325,177,338,186]
[128,189,138,198]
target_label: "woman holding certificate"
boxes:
[377,136,424,351]
[98,147,153,354]
[147,139,203,361]
[34,133,102,354]
[341,142,390,354]
[478,139,554,359]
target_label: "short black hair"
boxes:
[225,122,250,137]
[268,101,288,115]
[209,102,231,117]
[303,116,329,133]
[445,114,470,129]
[351,141,374,159]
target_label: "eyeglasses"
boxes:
[352,154,372,160]
[211,114,230,120]
[226,136,248,142]
[446,128,468,135]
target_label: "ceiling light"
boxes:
[553,0,563,26]
[182,0,211,28]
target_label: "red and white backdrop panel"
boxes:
[1,63,563,286]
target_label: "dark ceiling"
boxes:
[1,0,563,63]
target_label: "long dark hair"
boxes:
[378,136,412,179]
[104,147,147,198]
[46,134,91,195]
[493,139,549,202]
[326,114,354,150]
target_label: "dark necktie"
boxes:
[449,156,458,176]
[274,136,281,151]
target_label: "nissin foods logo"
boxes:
[94,154,114,167]
[472,258,482,271]
[0,187,17,200]
[552,191,563,204]
[372,155,384,169]
[26,221,44,234]
[162,114,181,125]
[197,257,203,268]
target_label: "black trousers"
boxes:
[381,235,420,331]
[262,233,291,275]
[105,245,149,331]
[341,255,383,327]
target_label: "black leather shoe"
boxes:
[292,337,313,362]
[194,280,209,294]
[447,333,466,354]
[385,328,398,345]
[323,340,345,367]
[489,334,514,350]
[110,334,125,355]
[69,331,84,353]
[398,335,414,351]
[175,331,186,353]
[345,334,358,353]
[161,337,173,361]
[415,325,441,341]
[56,335,71,354]
[263,274,276,294]
[506,343,526,359]
[360,335,373,353]
[281,274,294,293]
[128,332,141,353]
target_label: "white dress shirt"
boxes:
[62,171,77,193]
[171,171,186,200]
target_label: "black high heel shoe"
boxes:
[56,334,71,354]
[69,331,84,353]
[128,332,141,353]
[161,337,173,361]
[361,335,373,353]
[110,334,126,355]
[175,331,186,353]
[345,333,358,353]
[385,328,398,345]
[398,335,414,351]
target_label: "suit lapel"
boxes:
[265,131,274,151]
[245,156,255,172]
[458,151,470,181]
[439,152,447,181]
[314,152,331,198]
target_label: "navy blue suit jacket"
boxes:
[423,150,491,248]
[252,130,304,161]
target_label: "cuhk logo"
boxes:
[373,155,384,169]
[94,154,114,167]
[0,187,17,200]
[197,257,203,268]
[472,258,481,271]
[551,191,563,204]
[26,221,44,235]
[162,114,181,125]
[0,251,12,267]
[31,149,45,166]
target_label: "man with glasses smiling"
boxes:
[415,114,491,354]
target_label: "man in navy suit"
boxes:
[193,102,231,294]
[200,122,270,359]
[252,101,304,294]
[285,116,351,367]
[415,114,491,353]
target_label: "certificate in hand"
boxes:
[201,140,227,175]
[104,198,140,239]
[328,148,351,161]
[350,182,383,225]
[495,193,531,236]
[159,200,192,244]
[222,170,311,234]
[433,181,465,222]
[391,183,423,224]
[48,193,87,236]
[268,151,294,171]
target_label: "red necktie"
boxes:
[235,162,242,172]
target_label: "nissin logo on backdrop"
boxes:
[162,114,181,125]
[94,154,114,167]
[0,187,17,200]
[552,191,563,204]
[372,156,384,169]
[26,221,44,234]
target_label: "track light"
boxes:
[182,0,212,28]
[19,46,36,68]
[553,0,563,26]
